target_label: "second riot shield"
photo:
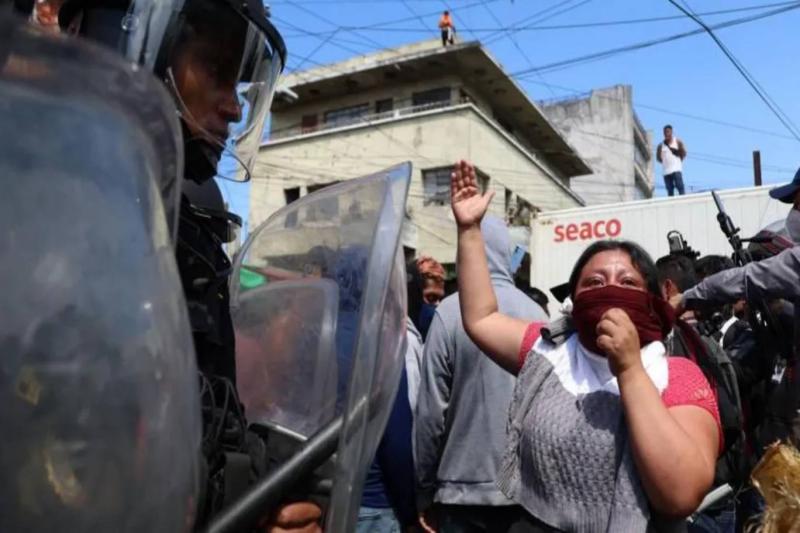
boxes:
[229,163,411,530]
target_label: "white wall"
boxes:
[542,86,655,205]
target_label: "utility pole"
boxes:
[753,150,762,187]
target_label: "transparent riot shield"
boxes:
[0,18,199,532]
[226,163,410,531]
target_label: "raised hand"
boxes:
[450,159,495,228]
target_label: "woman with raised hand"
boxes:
[450,160,721,531]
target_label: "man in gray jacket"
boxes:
[676,243,800,447]
[414,216,547,532]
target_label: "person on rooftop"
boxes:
[438,10,454,46]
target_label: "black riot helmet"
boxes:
[58,0,286,184]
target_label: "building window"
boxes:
[508,196,534,226]
[495,116,514,135]
[375,98,394,114]
[634,135,650,169]
[284,187,300,205]
[423,165,489,206]
[412,87,451,108]
[323,104,369,127]
[284,187,301,227]
[306,181,341,221]
[301,114,318,134]
[478,171,489,193]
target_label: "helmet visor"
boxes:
[53,0,285,182]
[160,0,283,181]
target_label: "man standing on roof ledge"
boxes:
[439,10,455,46]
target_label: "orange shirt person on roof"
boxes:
[438,10,455,46]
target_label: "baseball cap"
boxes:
[769,167,800,204]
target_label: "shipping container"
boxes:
[530,186,791,315]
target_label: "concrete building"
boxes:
[250,39,591,265]
[540,85,654,205]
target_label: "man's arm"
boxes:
[678,138,687,160]
[656,143,663,163]
[683,246,800,307]
[414,312,452,512]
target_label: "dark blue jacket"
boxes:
[360,368,417,526]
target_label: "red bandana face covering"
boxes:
[571,285,675,355]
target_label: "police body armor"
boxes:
[177,176,260,527]
[178,180,239,384]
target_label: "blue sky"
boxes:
[224,0,800,233]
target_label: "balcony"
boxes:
[634,140,650,170]
[632,112,651,159]
[268,99,456,142]
[633,161,653,196]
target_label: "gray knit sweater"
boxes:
[497,337,685,533]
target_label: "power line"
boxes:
[280,0,502,34]
[278,1,800,35]
[440,0,477,42]
[274,0,502,68]
[666,0,800,142]
[271,0,504,3]
[271,15,368,59]
[264,4,798,196]
[281,0,387,51]
[507,2,800,78]
[264,135,795,180]
[280,4,800,93]
[400,0,431,32]
[292,28,342,71]
[572,129,795,173]
[479,0,559,99]
[522,78,799,142]
[484,0,593,45]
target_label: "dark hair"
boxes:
[443,10,449,14]
[406,260,424,327]
[694,254,734,280]
[663,124,673,131]
[568,240,661,299]
[656,254,697,292]
[693,255,736,323]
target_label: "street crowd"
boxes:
[360,161,800,533]
[5,0,800,531]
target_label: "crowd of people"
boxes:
[360,161,800,532]
[5,0,800,531]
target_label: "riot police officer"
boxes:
[19,2,413,530]
[23,0,323,529]
[55,0,286,384]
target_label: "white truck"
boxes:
[529,186,791,315]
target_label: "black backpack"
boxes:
[668,320,746,486]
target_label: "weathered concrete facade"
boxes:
[251,39,591,264]
[540,85,654,205]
